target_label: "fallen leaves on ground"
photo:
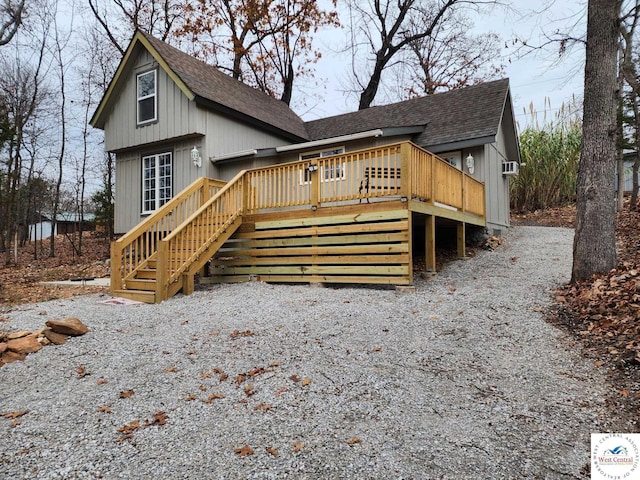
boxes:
[119,389,134,398]
[204,393,225,403]
[266,446,278,457]
[1,410,29,419]
[116,412,168,442]
[510,203,576,228]
[234,444,254,457]
[230,329,254,338]
[348,437,362,445]
[550,202,640,431]
[0,234,109,307]
[145,411,168,426]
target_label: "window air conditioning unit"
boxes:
[502,161,519,175]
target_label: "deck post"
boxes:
[110,241,122,293]
[400,142,412,199]
[425,215,436,272]
[155,241,168,302]
[182,273,194,296]
[462,174,467,214]
[457,222,466,258]
[310,159,320,209]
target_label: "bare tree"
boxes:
[402,9,505,96]
[0,0,25,46]
[88,0,185,55]
[571,0,620,282]
[48,0,74,258]
[0,33,48,264]
[345,0,500,110]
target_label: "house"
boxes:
[90,31,521,303]
[29,212,96,242]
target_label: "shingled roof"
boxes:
[305,79,511,147]
[91,31,309,141]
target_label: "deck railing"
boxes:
[111,177,225,291]
[244,142,484,215]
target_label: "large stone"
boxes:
[0,342,7,353]
[6,330,31,340]
[43,329,67,345]
[45,318,89,336]
[1,350,27,363]
[7,335,42,354]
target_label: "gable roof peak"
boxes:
[91,30,309,141]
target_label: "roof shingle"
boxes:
[304,79,510,147]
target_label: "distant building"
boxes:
[29,212,96,241]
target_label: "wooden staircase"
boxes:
[110,174,244,303]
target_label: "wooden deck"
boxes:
[110,142,485,303]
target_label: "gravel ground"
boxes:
[0,226,607,479]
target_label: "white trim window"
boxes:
[299,147,345,184]
[142,152,172,213]
[137,70,157,125]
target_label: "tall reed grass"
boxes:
[511,102,582,212]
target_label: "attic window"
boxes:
[137,70,157,125]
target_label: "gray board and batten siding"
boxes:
[110,49,292,233]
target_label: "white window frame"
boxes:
[142,152,172,214]
[299,146,345,185]
[438,150,462,170]
[137,70,157,125]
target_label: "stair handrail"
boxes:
[110,177,226,291]
[155,170,247,298]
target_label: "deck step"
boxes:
[111,289,156,304]
[124,278,157,291]
[135,268,157,279]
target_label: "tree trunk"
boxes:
[632,155,639,207]
[571,0,619,282]
[632,94,640,208]
[358,56,387,110]
[616,47,624,211]
[280,62,294,106]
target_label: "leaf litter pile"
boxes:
[0,233,109,307]
[550,205,640,431]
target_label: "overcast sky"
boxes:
[301,0,587,130]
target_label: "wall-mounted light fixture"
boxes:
[466,153,475,175]
[191,146,202,168]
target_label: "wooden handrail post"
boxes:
[201,177,210,206]
[242,173,251,214]
[400,143,411,199]
[310,159,319,209]
[110,241,122,293]
[155,241,168,303]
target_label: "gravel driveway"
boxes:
[0,226,607,479]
